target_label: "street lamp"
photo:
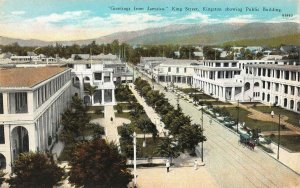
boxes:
[277,114,281,160]
[236,100,240,133]
[201,105,204,163]
[133,132,137,187]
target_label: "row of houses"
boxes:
[139,57,300,114]
[0,53,133,172]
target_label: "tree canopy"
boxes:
[7,152,65,188]
[69,139,133,188]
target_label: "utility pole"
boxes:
[277,115,281,160]
[176,94,179,110]
[133,132,137,187]
[237,100,240,133]
[201,106,204,162]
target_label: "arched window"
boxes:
[254,82,259,87]
[0,153,6,169]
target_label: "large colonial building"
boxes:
[71,53,133,83]
[152,59,201,87]
[193,60,300,113]
[0,66,72,172]
[68,60,116,106]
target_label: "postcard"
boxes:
[0,0,299,188]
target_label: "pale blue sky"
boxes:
[0,0,298,41]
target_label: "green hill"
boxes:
[223,34,300,47]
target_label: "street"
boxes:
[131,65,300,188]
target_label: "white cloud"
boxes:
[180,12,218,24]
[11,11,25,15]
[29,10,90,24]
[223,15,257,23]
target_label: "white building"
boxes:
[68,60,116,106]
[138,57,172,74]
[0,66,72,172]
[71,53,133,83]
[193,60,300,113]
[245,63,300,112]
[152,59,202,87]
[10,54,56,63]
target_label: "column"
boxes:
[215,71,218,80]
[79,76,84,98]
[112,89,115,103]
[110,72,113,82]
[231,87,235,101]
[101,89,104,104]
[241,85,245,102]
[223,87,226,100]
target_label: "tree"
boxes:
[69,139,133,188]
[155,137,180,159]
[60,96,91,143]
[7,152,65,188]
[136,116,158,141]
[177,124,206,155]
[115,103,124,113]
[84,84,97,105]
[0,170,6,186]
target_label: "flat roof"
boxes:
[246,64,300,72]
[0,67,69,88]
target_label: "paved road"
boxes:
[130,65,300,188]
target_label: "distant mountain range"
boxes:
[0,22,299,46]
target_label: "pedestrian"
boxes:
[111,117,113,122]
[194,159,198,170]
[166,159,170,173]
[271,111,274,118]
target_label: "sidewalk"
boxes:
[90,105,130,145]
[128,83,167,136]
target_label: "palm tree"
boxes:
[84,84,97,105]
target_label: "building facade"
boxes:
[193,60,300,113]
[0,67,72,172]
[152,59,201,87]
[69,61,116,106]
[71,53,133,83]
[245,64,300,112]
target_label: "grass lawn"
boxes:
[225,107,288,132]
[269,135,300,152]
[117,124,143,134]
[178,88,198,94]
[87,106,104,112]
[193,94,216,100]
[136,137,163,158]
[115,112,132,120]
[114,103,131,110]
[89,113,104,120]
[208,100,232,106]
[253,106,300,127]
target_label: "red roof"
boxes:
[0,67,69,88]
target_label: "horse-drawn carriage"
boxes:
[239,133,256,150]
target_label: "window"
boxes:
[0,93,3,114]
[0,125,4,144]
[9,92,28,114]
[224,63,229,67]
[94,73,102,80]
[215,63,221,67]
[176,67,179,73]
[86,64,91,69]
[184,68,187,73]
[284,85,288,94]
[291,86,295,95]
[232,62,237,67]
[168,67,171,72]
